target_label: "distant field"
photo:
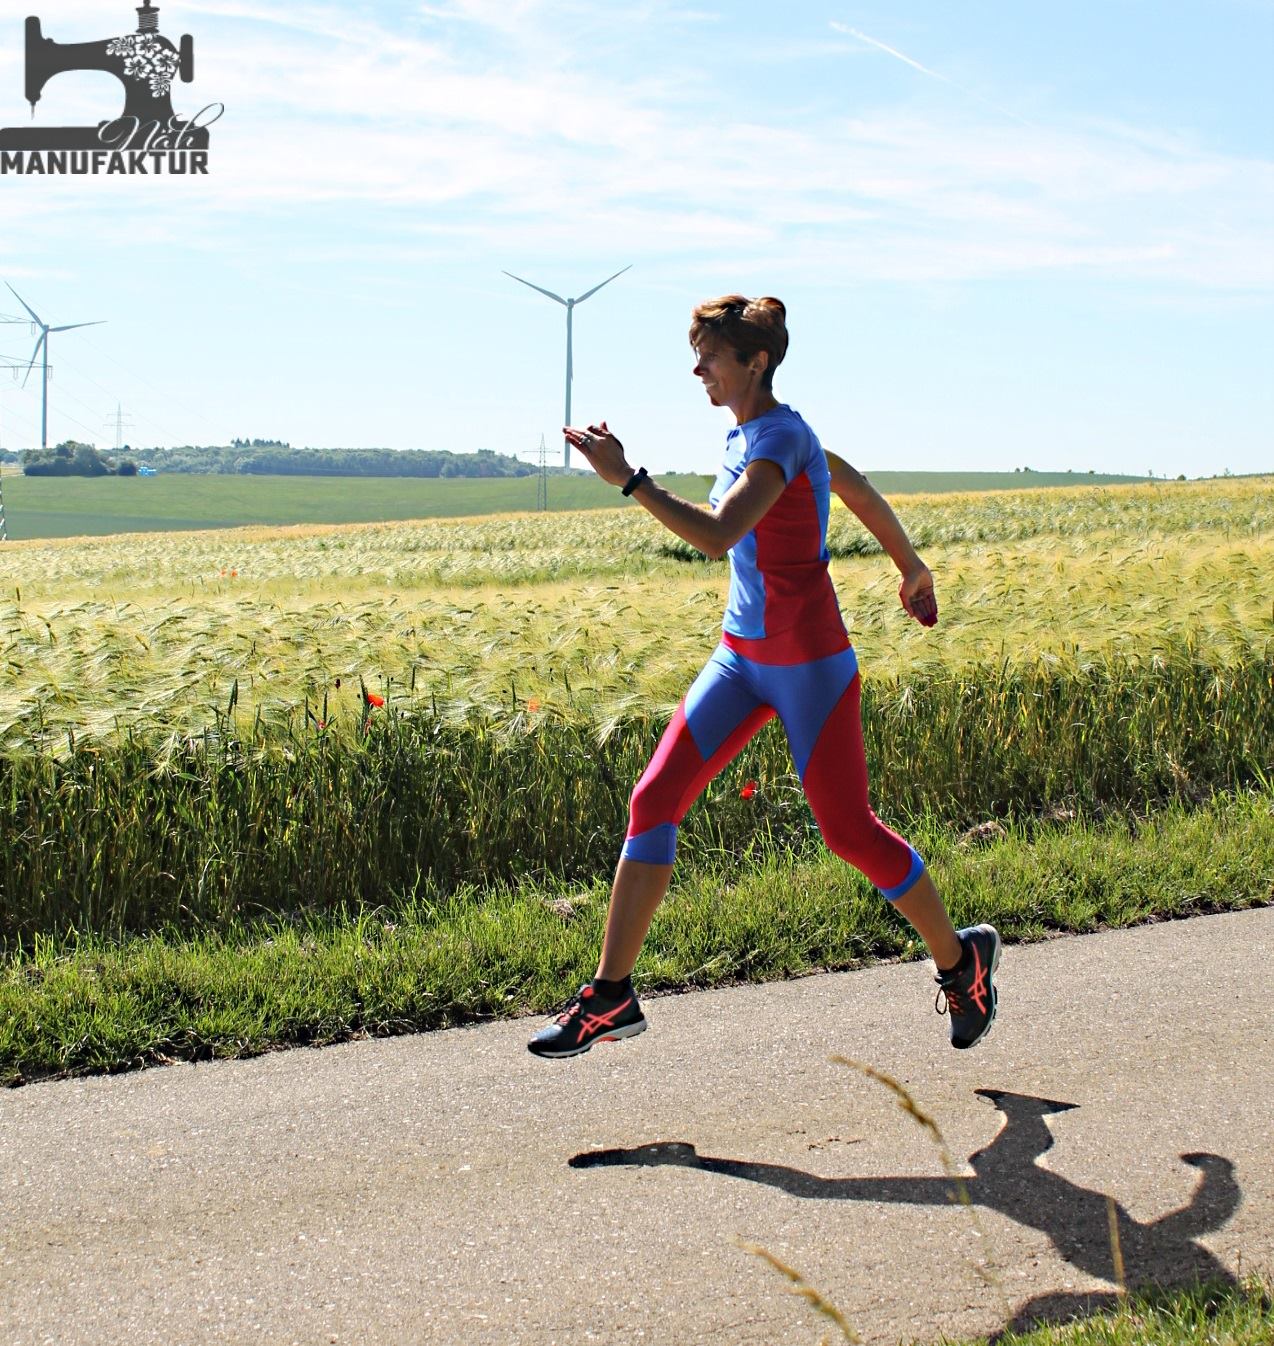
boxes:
[0,468,1158,539]
[0,472,704,539]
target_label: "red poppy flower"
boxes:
[740,780,757,800]
[527,697,541,713]
[365,692,385,708]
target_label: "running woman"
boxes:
[528,295,999,1059]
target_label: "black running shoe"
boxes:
[527,983,648,1059]
[934,924,1001,1049]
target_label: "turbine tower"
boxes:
[6,283,106,450]
[503,265,630,468]
[0,354,22,544]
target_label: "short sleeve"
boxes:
[744,416,809,484]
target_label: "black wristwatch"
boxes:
[622,467,649,497]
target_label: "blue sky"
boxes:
[0,0,1271,477]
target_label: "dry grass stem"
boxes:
[832,1057,1008,1310]
[734,1238,861,1343]
[1106,1193,1127,1296]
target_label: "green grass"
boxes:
[2,789,1268,1084]
[0,472,715,538]
[0,468,1167,540]
[949,1277,1272,1344]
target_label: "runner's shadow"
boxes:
[569,1089,1241,1336]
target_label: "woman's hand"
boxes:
[899,564,938,627]
[564,421,632,487]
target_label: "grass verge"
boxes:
[950,1276,1273,1344]
[1,790,1270,1085]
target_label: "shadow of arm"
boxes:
[1149,1153,1241,1239]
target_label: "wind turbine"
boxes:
[503,265,630,467]
[6,283,106,450]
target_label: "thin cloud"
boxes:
[2,4,1269,292]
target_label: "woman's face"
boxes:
[693,338,756,411]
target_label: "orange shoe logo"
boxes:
[966,949,990,1015]
[578,997,635,1038]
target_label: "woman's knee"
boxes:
[820,810,920,895]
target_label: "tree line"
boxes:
[18,442,537,478]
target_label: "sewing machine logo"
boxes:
[0,1,223,175]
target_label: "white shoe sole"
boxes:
[529,1016,648,1059]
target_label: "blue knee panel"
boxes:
[880,848,926,901]
[622,823,679,865]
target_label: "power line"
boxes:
[5,369,110,446]
[75,328,235,445]
[30,344,193,448]
[0,355,21,543]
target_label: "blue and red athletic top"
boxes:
[708,404,850,666]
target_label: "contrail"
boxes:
[830,21,949,83]
[831,19,1032,125]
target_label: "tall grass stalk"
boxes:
[1,640,1267,942]
[734,1238,861,1344]
[1106,1194,1127,1298]
[832,1058,1007,1311]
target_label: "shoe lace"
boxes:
[934,976,965,1017]
[554,991,586,1026]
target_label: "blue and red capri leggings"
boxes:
[622,644,925,901]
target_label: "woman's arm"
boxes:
[825,449,938,626]
[566,421,786,560]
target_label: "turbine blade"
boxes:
[21,331,46,389]
[5,283,42,328]
[50,320,106,333]
[503,271,567,305]
[574,264,632,305]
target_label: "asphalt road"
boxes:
[3,907,1272,1346]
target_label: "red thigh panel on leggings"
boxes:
[625,702,775,863]
[797,673,924,898]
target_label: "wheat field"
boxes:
[0,478,1269,751]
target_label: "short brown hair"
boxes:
[689,295,788,388]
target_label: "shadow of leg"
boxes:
[990,1288,1123,1342]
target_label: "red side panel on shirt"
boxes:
[723,471,848,666]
